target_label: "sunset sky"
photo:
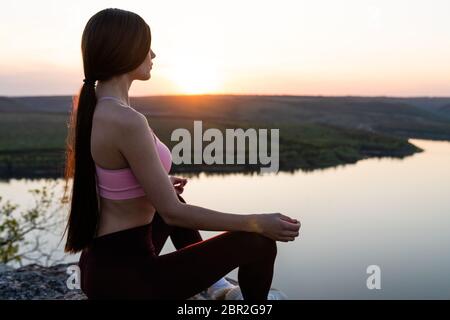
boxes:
[1,0,450,97]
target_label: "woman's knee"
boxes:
[233,231,277,260]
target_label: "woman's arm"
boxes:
[166,202,258,232]
[117,112,257,232]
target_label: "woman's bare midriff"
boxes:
[95,196,156,238]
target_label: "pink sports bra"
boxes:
[94,96,172,200]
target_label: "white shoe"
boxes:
[207,285,237,300]
[206,278,237,300]
[267,289,288,300]
[224,285,243,300]
[224,286,288,300]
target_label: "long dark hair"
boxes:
[62,8,151,253]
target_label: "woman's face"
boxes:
[130,47,156,81]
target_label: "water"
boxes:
[1,139,449,299]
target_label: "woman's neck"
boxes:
[96,75,132,106]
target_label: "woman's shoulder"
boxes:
[96,100,150,131]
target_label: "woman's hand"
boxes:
[249,213,301,242]
[169,175,188,195]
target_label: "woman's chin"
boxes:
[138,73,151,81]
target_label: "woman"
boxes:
[63,8,301,300]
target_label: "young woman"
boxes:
[63,8,301,300]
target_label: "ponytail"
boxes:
[63,80,99,253]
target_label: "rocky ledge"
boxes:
[0,263,237,300]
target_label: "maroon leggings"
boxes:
[79,195,277,300]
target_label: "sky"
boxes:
[1,0,450,97]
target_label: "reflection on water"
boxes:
[0,139,449,299]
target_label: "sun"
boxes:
[168,57,222,95]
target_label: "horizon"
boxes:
[3,93,450,99]
[1,0,450,97]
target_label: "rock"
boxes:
[0,263,13,273]
[0,263,84,300]
[0,263,237,300]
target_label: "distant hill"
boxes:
[3,94,449,140]
[0,96,32,113]
[437,104,450,119]
[0,96,74,114]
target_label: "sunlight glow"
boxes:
[166,56,222,95]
